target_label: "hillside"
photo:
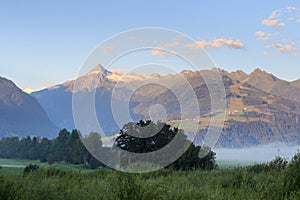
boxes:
[0,77,58,137]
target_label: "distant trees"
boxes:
[0,129,104,169]
[114,120,217,170]
[0,120,217,171]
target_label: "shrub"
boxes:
[283,152,300,193]
[24,164,39,174]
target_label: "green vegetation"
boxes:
[0,129,106,169]
[0,120,217,171]
[1,120,300,199]
[115,120,216,170]
[1,153,300,199]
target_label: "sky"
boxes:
[1,0,300,91]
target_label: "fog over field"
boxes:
[214,143,300,164]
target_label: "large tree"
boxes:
[114,120,217,170]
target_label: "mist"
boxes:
[214,143,300,165]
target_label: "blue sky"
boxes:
[1,0,300,90]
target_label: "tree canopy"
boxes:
[114,120,217,170]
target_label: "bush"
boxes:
[247,156,287,173]
[24,164,39,174]
[283,152,300,193]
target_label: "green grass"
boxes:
[0,158,89,175]
[217,160,255,169]
[0,158,41,166]
[0,167,23,175]
[0,166,299,200]
[1,158,300,199]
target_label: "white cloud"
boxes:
[151,42,179,56]
[287,6,298,12]
[261,6,300,28]
[269,10,281,19]
[151,49,165,55]
[262,19,285,28]
[255,31,272,41]
[271,43,297,53]
[185,38,244,50]
[258,7,300,56]
[151,48,177,56]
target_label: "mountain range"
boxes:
[0,77,57,137]
[30,65,300,148]
[2,65,300,148]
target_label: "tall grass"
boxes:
[1,154,300,200]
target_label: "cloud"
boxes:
[151,42,179,56]
[262,19,285,28]
[287,6,298,12]
[258,7,300,56]
[159,42,179,48]
[255,31,272,41]
[151,49,165,55]
[151,49,177,56]
[99,45,113,53]
[271,43,297,53]
[262,6,300,28]
[263,51,270,56]
[185,38,244,50]
[269,10,280,19]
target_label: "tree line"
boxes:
[0,129,104,169]
[0,120,217,170]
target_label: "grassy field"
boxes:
[1,157,300,199]
[0,158,88,175]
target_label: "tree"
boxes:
[115,120,185,153]
[169,145,217,170]
[114,120,217,170]
[83,132,104,169]
[0,137,19,158]
[39,138,52,162]
[68,130,88,164]
[18,136,32,159]
[284,152,300,193]
[52,129,71,162]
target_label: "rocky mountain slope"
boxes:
[32,65,300,147]
[0,77,58,137]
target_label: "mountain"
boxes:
[32,65,117,131]
[0,77,58,137]
[290,79,300,89]
[32,66,300,147]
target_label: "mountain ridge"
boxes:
[31,65,300,147]
[0,76,58,138]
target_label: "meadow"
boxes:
[1,155,300,200]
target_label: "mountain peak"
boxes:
[252,68,264,74]
[235,69,247,75]
[249,68,278,81]
[150,73,161,78]
[180,70,193,74]
[87,64,112,76]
